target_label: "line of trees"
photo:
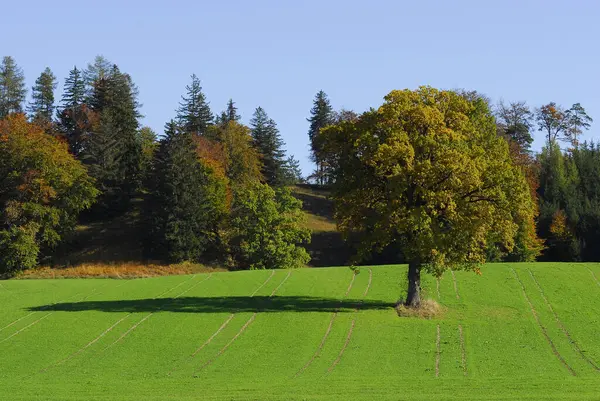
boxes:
[0,56,308,274]
[1,54,597,278]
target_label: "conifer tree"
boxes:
[176,74,213,135]
[0,56,27,119]
[27,67,57,124]
[307,90,334,185]
[84,55,112,92]
[147,121,226,262]
[216,99,241,125]
[85,64,142,209]
[56,66,91,155]
[250,107,286,185]
[281,155,304,184]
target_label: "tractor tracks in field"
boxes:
[191,270,292,376]
[326,268,373,374]
[528,270,600,372]
[510,268,576,376]
[34,274,211,375]
[295,271,358,378]
[0,282,113,344]
[587,267,600,288]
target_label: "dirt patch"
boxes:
[396,300,443,319]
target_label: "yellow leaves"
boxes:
[549,210,571,241]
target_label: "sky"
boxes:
[2,0,599,175]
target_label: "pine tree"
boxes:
[147,121,226,262]
[176,74,213,135]
[0,56,27,119]
[281,155,304,184]
[84,64,142,210]
[216,99,241,125]
[250,107,287,186]
[84,55,112,92]
[27,67,57,124]
[56,66,92,155]
[307,90,334,185]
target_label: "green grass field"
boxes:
[1,263,600,400]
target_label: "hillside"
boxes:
[2,263,600,400]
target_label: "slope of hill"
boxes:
[1,263,600,400]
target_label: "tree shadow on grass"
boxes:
[27,296,394,314]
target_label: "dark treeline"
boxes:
[0,55,597,275]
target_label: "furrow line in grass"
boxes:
[326,268,373,374]
[436,278,441,301]
[0,282,6,291]
[102,274,212,351]
[0,283,108,342]
[38,314,132,372]
[458,325,467,376]
[295,271,357,378]
[450,270,460,300]
[510,268,576,376]
[528,269,600,372]
[586,267,600,288]
[193,270,293,376]
[169,270,282,376]
[435,324,441,378]
[250,270,276,296]
[33,274,207,376]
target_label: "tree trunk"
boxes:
[405,261,421,307]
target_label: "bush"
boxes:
[229,183,310,269]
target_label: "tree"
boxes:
[307,90,334,185]
[146,121,227,262]
[27,67,57,125]
[496,100,534,151]
[0,114,97,274]
[207,121,263,186]
[56,66,91,154]
[229,183,310,269]
[536,102,593,148]
[83,55,112,91]
[250,107,287,185]
[138,126,158,183]
[319,87,538,307]
[281,155,304,185]
[216,99,241,125]
[0,56,27,119]
[85,64,142,209]
[176,74,213,135]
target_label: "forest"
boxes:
[0,54,597,277]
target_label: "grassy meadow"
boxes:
[1,263,600,400]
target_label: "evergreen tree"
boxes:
[85,64,142,210]
[84,55,112,92]
[281,155,304,184]
[27,67,57,124]
[0,56,27,119]
[215,99,241,125]
[147,121,226,262]
[250,107,286,185]
[56,66,92,155]
[307,90,334,185]
[176,74,213,135]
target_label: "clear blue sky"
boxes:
[2,0,599,174]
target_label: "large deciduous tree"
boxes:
[495,100,534,151]
[319,87,539,307]
[536,102,593,148]
[0,56,27,119]
[0,115,97,274]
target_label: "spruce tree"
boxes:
[216,99,241,125]
[147,121,225,262]
[307,90,334,185]
[85,64,142,210]
[27,67,57,124]
[0,56,27,119]
[56,66,90,155]
[250,107,286,186]
[176,74,213,135]
[281,155,304,184]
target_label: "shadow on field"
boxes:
[28,296,394,314]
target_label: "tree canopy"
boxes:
[319,87,539,306]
